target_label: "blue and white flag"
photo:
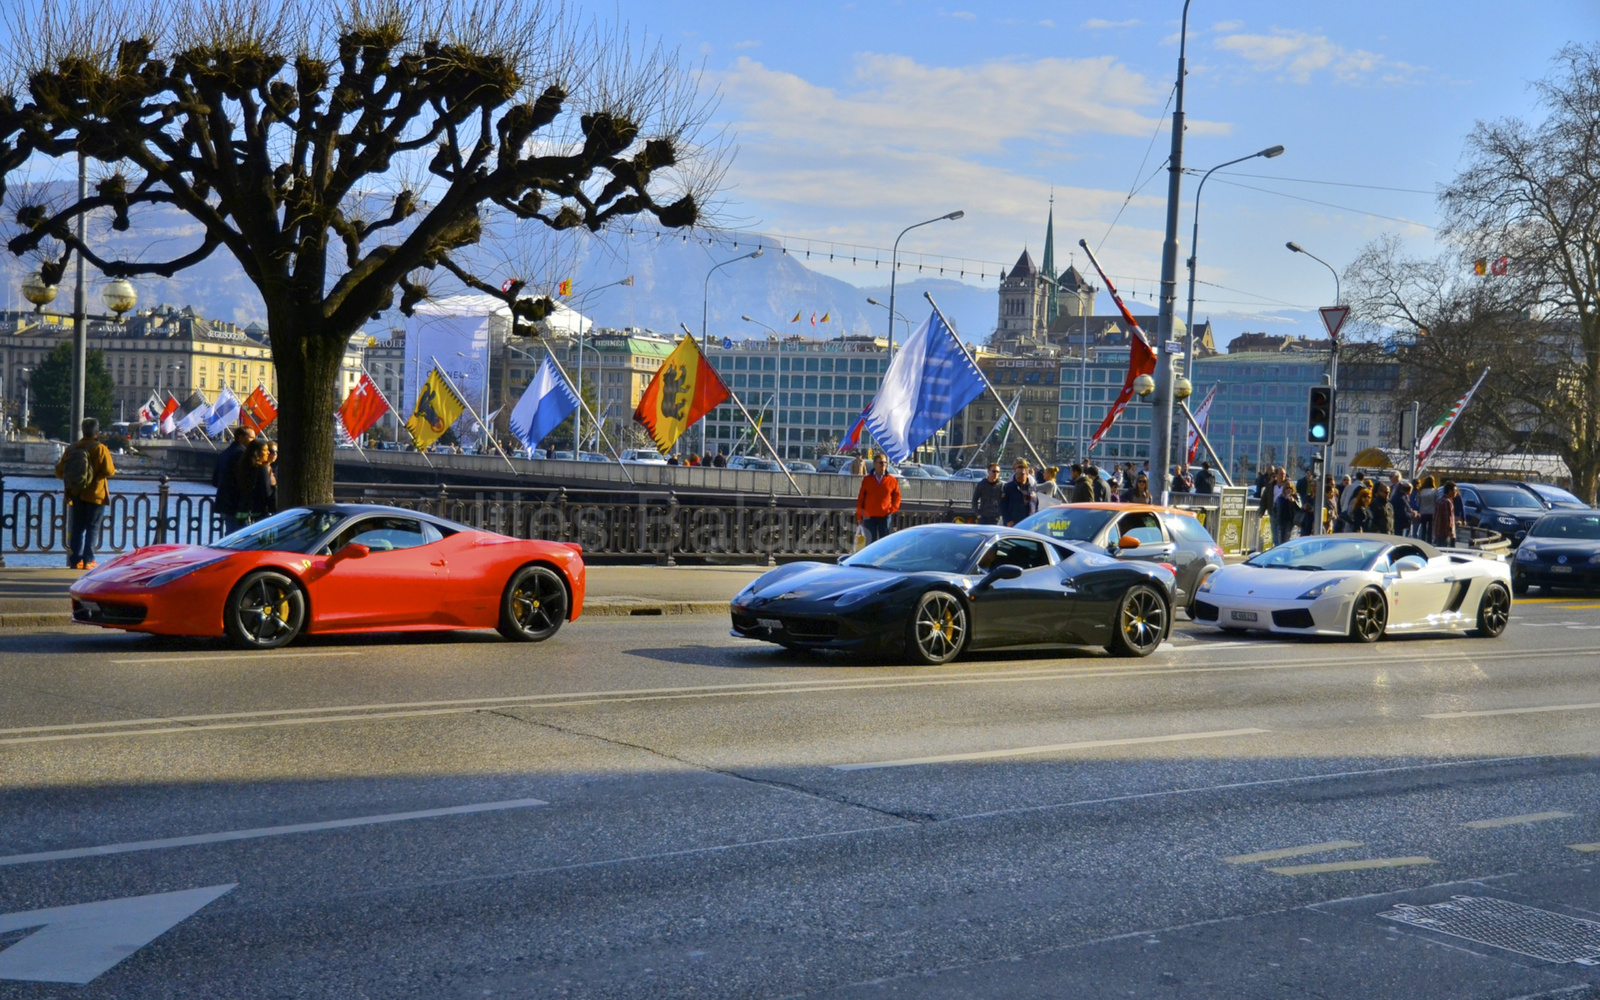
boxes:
[508,355,580,453]
[204,386,241,436]
[174,391,212,434]
[863,309,986,462]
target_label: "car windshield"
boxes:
[918,465,950,477]
[210,508,345,553]
[844,528,987,573]
[1245,536,1391,571]
[1532,484,1585,506]
[1015,507,1115,542]
[1476,486,1542,509]
[1529,514,1600,539]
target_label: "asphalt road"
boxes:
[4,594,1600,998]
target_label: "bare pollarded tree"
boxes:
[0,0,722,503]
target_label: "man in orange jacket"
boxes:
[856,453,902,544]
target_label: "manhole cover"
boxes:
[1379,895,1600,965]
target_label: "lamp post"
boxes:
[1287,240,1342,533]
[567,275,634,456]
[19,367,29,432]
[454,351,490,452]
[699,249,763,454]
[865,297,911,341]
[887,212,963,356]
[1149,0,1194,504]
[740,315,779,335]
[1183,145,1285,372]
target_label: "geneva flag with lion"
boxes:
[633,335,729,454]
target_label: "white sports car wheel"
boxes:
[1471,583,1510,638]
[1348,587,1387,643]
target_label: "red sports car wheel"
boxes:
[497,565,568,642]
[224,571,306,650]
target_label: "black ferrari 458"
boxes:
[730,523,1177,664]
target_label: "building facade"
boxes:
[962,352,1062,468]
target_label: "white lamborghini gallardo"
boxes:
[1191,534,1512,642]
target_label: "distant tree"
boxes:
[27,341,114,440]
[0,0,719,503]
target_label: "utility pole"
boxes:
[70,150,87,435]
[1150,0,1193,504]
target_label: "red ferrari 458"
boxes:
[68,504,585,649]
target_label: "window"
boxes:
[978,536,1052,571]
[324,516,437,553]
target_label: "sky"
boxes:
[606,0,1598,341]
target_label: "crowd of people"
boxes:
[213,426,278,533]
[1253,465,1465,546]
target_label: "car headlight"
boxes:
[1197,574,1215,592]
[1590,553,1600,564]
[1298,578,1346,600]
[1517,546,1538,561]
[1496,515,1519,526]
[143,556,230,588]
[835,581,891,608]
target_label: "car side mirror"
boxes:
[1118,536,1141,549]
[1394,555,1426,574]
[331,542,370,565]
[976,563,1024,590]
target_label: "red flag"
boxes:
[1491,256,1509,276]
[240,386,278,431]
[842,405,871,451]
[338,374,390,440]
[1075,241,1158,450]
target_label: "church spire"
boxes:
[1041,193,1059,326]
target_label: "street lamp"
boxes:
[865,297,911,341]
[454,351,490,452]
[740,315,779,336]
[555,275,632,457]
[18,367,29,432]
[887,211,963,355]
[699,248,763,454]
[1286,240,1343,533]
[1183,145,1285,373]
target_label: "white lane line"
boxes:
[833,728,1271,771]
[0,798,548,867]
[1462,811,1574,829]
[1267,856,1436,876]
[1224,840,1364,864]
[1425,702,1600,719]
[109,651,364,665]
[1567,842,1600,853]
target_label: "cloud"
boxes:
[1214,29,1419,84]
[946,10,977,19]
[1210,20,1244,32]
[732,40,761,50]
[1082,18,1140,30]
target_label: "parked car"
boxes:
[1513,511,1600,594]
[786,460,817,473]
[1015,502,1225,615]
[951,467,989,481]
[900,462,952,479]
[1459,483,1546,543]
[620,449,668,465]
[1495,480,1590,510]
[740,457,787,472]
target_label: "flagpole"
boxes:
[430,357,519,475]
[1178,401,1232,486]
[924,292,1050,472]
[1417,367,1490,473]
[535,349,636,486]
[677,325,802,493]
[359,364,437,474]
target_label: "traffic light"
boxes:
[1307,386,1334,443]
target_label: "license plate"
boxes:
[757,618,783,630]
[1230,610,1258,622]
[1552,565,1573,574]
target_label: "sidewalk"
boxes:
[0,563,766,629]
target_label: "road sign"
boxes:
[1319,306,1350,340]
[0,884,235,984]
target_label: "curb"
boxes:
[0,601,728,631]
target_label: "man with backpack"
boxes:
[54,417,116,570]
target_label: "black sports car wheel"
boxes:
[907,590,967,665]
[1107,584,1167,658]
[224,571,306,650]
[498,565,569,642]
[1471,582,1511,638]
[1348,587,1387,643]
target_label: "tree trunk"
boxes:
[267,301,350,507]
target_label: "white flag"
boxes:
[204,386,241,436]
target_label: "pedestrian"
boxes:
[1324,484,1341,533]
[1121,472,1153,504]
[1342,472,1366,514]
[1392,481,1415,536]
[713,450,728,468]
[1348,487,1373,533]
[1037,465,1063,501]
[856,453,901,543]
[1416,475,1438,543]
[212,425,257,532]
[1170,464,1194,494]
[1433,480,1460,547]
[233,439,277,528]
[1087,463,1111,502]
[1194,461,1216,495]
[1069,463,1094,503]
[1369,481,1396,535]
[849,452,866,476]
[1274,484,1304,543]
[971,462,1004,525]
[1000,460,1037,526]
[54,417,116,570]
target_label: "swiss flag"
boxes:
[338,373,390,440]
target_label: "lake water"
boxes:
[3,476,217,567]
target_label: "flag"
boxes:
[633,334,730,454]
[137,393,162,422]
[405,367,467,451]
[1491,256,1509,276]
[158,395,180,435]
[790,311,801,323]
[810,312,817,326]
[842,404,871,451]
[509,356,580,451]
[1417,368,1490,471]
[241,386,278,431]
[1474,258,1488,276]
[339,373,391,440]
[1077,242,1158,449]
[204,386,241,436]
[862,309,986,462]
[1186,384,1219,465]
[558,278,573,296]
[819,312,830,323]
[175,391,211,433]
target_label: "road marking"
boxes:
[833,728,1270,771]
[1267,856,1437,876]
[109,650,364,665]
[0,798,548,867]
[1463,811,1574,829]
[0,884,235,984]
[1224,840,1363,864]
[1567,843,1600,853]
[1425,702,1600,719]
